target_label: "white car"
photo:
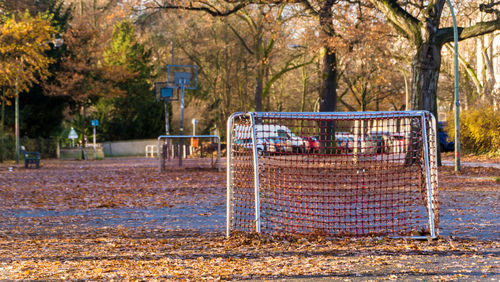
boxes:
[233,124,307,154]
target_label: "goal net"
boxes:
[158,135,221,171]
[226,111,438,239]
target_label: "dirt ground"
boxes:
[0,156,498,280]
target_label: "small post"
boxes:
[161,143,166,172]
[165,101,170,135]
[91,119,98,158]
[178,143,182,166]
[192,118,198,135]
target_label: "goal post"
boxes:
[158,135,221,172]
[226,111,439,239]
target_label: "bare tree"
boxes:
[367,0,500,117]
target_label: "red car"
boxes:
[304,136,319,153]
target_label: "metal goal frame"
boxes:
[158,135,221,172]
[226,111,438,239]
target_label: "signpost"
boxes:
[166,65,198,136]
[68,127,78,147]
[155,82,177,135]
[91,120,98,156]
[192,118,198,135]
[155,65,198,168]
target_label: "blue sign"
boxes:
[91,119,99,126]
[161,88,173,98]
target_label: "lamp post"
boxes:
[15,38,63,164]
[446,0,460,171]
[15,57,23,164]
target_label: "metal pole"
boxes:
[93,125,96,157]
[421,113,436,239]
[446,0,460,171]
[171,41,175,65]
[164,101,169,135]
[217,136,221,172]
[179,83,185,167]
[15,94,19,164]
[226,114,241,237]
[15,58,23,164]
[180,84,185,135]
[166,40,173,136]
[249,113,261,233]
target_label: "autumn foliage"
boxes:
[0,157,499,279]
[448,106,500,156]
[0,11,55,94]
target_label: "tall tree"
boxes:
[0,12,55,95]
[147,1,340,114]
[334,4,406,112]
[44,17,129,144]
[99,20,163,140]
[0,11,56,161]
[367,0,500,118]
[21,0,72,138]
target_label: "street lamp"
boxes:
[15,57,24,164]
[15,38,63,164]
[445,0,460,171]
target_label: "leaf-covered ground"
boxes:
[0,157,498,280]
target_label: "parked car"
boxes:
[233,137,276,155]
[233,124,307,154]
[438,122,454,152]
[368,131,392,153]
[389,133,407,153]
[336,135,354,153]
[265,136,286,153]
[304,136,320,153]
[356,135,378,154]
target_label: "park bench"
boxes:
[21,147,40,169]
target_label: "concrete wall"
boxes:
[101,139,157,157]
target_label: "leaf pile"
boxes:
[0,157,498,280]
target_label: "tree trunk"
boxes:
[254,65,264,111]
[319,46,337,112]
[409,42,442,165]
[410,43,441,119]
[317,0,337,153]
[300,59,307,112]
[318,46,337,153]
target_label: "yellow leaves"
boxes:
[0,11,56,93]
[1,158,499,280]
[1,233,499,280]
[447,106,500,154]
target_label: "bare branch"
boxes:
[437,18,500,45]
[367,0,421,44]
[480,1,500,16]
[149,1,247,17]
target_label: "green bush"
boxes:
[0,134,58,161]
[0,134,15,161]
[447,106,500,156]
[22,137,58,158]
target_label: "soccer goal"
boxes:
[158,135,221,172]
[226,111,438,239]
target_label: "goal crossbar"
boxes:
[227,111,438,239]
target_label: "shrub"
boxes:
[447,106,500,156]
[0,134,58,161]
